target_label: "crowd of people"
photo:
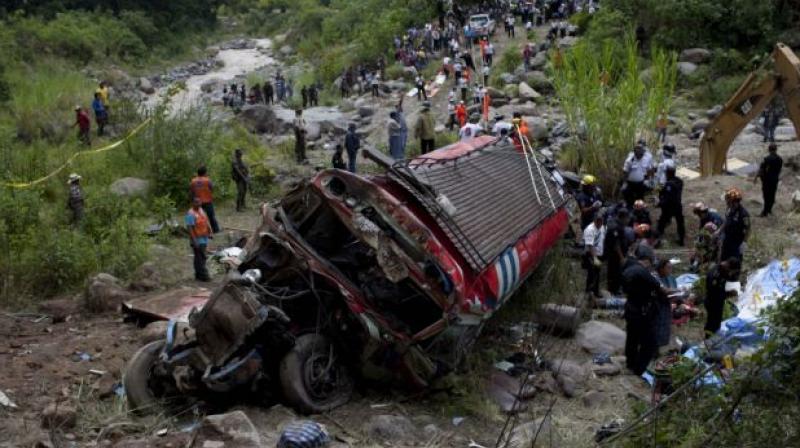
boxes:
[579,136,784,376]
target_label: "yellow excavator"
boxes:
[700,43,800,176]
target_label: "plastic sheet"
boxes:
[735,258,800,322]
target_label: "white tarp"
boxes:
[735,258,800,322]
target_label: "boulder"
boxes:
[706,105,723,119]
[559,36,579,48]
[41,403,77,429]
[138,77,155,95]
[518,82,542,101]
[575,321,626,355]
[384,80,408,91]
[527,116,549,140]
[504,84,520,99]
[84,273,131,313]
[677,62,698,76]
[357,106,375,118]
[109,177,150,197]
[364,415,417,443]
[305,121,322,141]
[500,417,562,448]
[530,52,548,70]
[486,86,507,99]
[194,411,261,448]
[774,125,797,142]
[680,48,712,64]
[687,112,699,120]
[692,119,710,135]
[792,190,800,211]
[592,363,622,376]
[524,71,554,94]
[200,79,219,94]
[582,390,610,408]
[516,102,538,117]
[500,72,518,85]
[129,262,161,292]
[279,45,294,56]
[239,105,283,134]
[492,98,510,107]
[38,297,79,323]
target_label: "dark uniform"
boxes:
[704,264,728,335]
[622,260,663,375]
[231,155,250,212]
[758,152,783,216]
[698,210,723,230]
[576,188,602,230]
[720,205,750,261]
[604,215,628,294]
[656,176,685,245]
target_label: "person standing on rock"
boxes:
[310,84,319,107]
[73,105,91,146]
[293,109,308,164]
[239,84,246,105]
[415,76,427,101]
[301,86,309,109]
[754,143,783,217]
[719,187,750,262]
[344,123,360,173]
[67,173,85,226]
[762,105,781,143]
[186,197,211,282]
[371,72,381,97]
[190,166,220,234]
[286,79,294,102]
[96,81,110,120]
[263,81,273,105]
[388,112,404,160]
[231,149,250,212]
[622,245,664,375]
[415,101,437,154]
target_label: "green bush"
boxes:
[495,43,522,75]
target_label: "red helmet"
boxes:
[724,187,743,202]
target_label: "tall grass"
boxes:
[551,35,677,196]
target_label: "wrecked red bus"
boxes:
[124,136,569,414]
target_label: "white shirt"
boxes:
[482,65,490,76]
[583,222,606,257]
[492,121,513,135]
[486,44,494,55]
[459,123,483,140]
[623,152,653,183]
[656,157,676,186]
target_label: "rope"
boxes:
[1,117,152,189]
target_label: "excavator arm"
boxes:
[700,43,800,176]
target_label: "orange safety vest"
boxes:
[188,208,210,239]
[190,176,213,204]
[482,94,491,121]
[456,105,467,127]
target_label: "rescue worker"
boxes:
[692,202,723,230]
[631,200,652,227]
[231,149,250,212]
[583,213,605,299]
[622,144,652,208]
[656,166,685,246]
[691,222,719,273]
[186,197,212,282]
[344,123,360,173]
[414,101,437,154]
[754,143,783,217]
[189,166,220,234]
[622,245,665,375]
[719,187,750,262]
[604,207,630,295]
[293,109,308,164]
[455,101,468,128]
[576,175,603,231]
[704,257,741,336]
[67,173,85,225]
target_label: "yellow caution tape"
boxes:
[1,117,152,189]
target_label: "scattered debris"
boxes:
[575,321,626,355]
[0,390,18,409]
[277,420,330,448]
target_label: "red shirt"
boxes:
[76,111,90,131]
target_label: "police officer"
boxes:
[622,245,666,375]
[719,187,750,262]
[656,165,685,246]
[576,175,603,231]
[754,143,783,217]
[604,207,630,295]
[704,257,741,336]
